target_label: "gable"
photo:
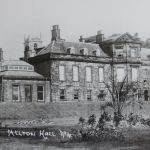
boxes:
[116,33,135,42]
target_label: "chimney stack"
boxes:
[79,36,84,42]
[51,25,60,41]
[96,30,104,43]
[0,48,3,62]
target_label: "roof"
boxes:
[84,33,141,44]
[0,70,44,79]
[36,40,107,57]
[1,60,33,67]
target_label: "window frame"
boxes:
[59,65,65,81]
[131,67,138,82]
[98,67,104,82]
[116,67,125,82]
[12,85,20,102]
[73,89,79,100]
[86,66,92,82]
[37,85,45,102]
[73,66,79,82]
[87,90,92,101]
[60,89,66,101]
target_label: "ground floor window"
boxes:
[98,90,105,101]
[24,85,32,102]
[12,85,20,102]
[60,89,66,101]
[87,90,92,101]
[37,85,44,101]
[144,90,148,101]
[74,89,79,100]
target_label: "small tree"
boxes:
[79,117,85,128]
[88,114,96,128]
[101,76,142,126]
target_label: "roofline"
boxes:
[2,76,49,81]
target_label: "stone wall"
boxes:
[2,79,50,103]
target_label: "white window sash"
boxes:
[59,66,65,81]
[86,67,92,82]
[117,68,124,82]
[73,66,79,81]
[132,68,138,81]
[99,68,104,82]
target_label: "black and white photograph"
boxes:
[0,0,150,149]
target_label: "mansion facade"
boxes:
[1,25,150,103]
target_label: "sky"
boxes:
[0,0,150,59]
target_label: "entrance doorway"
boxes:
[24,85,32,102]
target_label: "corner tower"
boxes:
[24,35,42,61]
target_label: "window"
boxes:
[99,68,104,82]
[144,90,148,101]
[37,86,44,101]
[59,65,65,81]
[28,67,33,71]
[87,90,92,101]
[131,49,136,57]
[12,85,20,102]
[98,90,105,100]
[86,67,92,82]
[67,47,75,54]
[60,89,66,101]
[73,66,79,81]
[116,50,124,57]
[74,89,79,100]
[132,67,138,81]
[80,48,88,55]
[117,68,124,82]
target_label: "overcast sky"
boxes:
[0,0,150,59]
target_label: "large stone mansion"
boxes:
[1,25,150,103]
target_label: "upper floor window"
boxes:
[37,85,44,101]
[12,85,20,102]
[59,65,65,81]
[67,47,75,54]
[73,66,79,81]
[80,48,88,55]
[116,49,124,57]
[99,67,104,82]
[131,49,136,57]
[86,67,92,82]
[132,67,138,81]
[115,45,124,49]
[117,67,125,82]
[93,49,100,56]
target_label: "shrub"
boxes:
[79,117,85,128]
[87,114,96,128]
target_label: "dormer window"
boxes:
[93,49,100,56]
[66,47,75,54]
[93,51,96,56]
[80,48,88,55]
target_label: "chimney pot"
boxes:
[0,48,3,62]
[51,25,60,41]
